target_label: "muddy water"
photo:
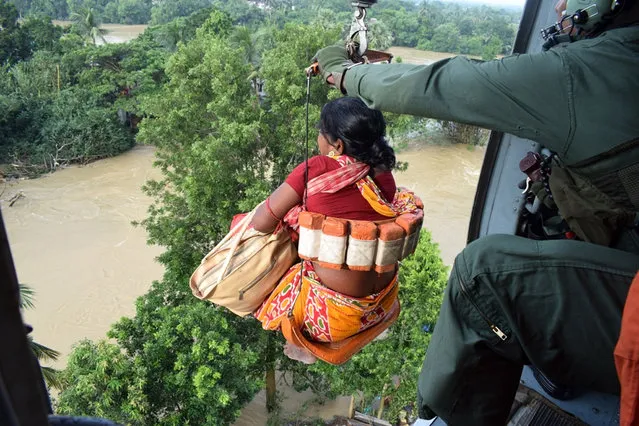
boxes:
[2,145,164,369]
[1,143,484,422]
[51,21,148,45]
[395,144,485,266]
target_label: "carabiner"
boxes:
[347,6,368,58]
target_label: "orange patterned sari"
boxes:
[255,154,420,360]
[255,261,399,342]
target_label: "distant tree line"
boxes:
[1,0,509,177]
[3,0,517,169]
[11,0,520,58]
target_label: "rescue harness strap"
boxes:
[287,72,313,316]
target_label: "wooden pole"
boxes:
[348,395,355,418]
[377,383,388,419]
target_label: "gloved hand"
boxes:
[313,45,358,94]
[530,181,557,209]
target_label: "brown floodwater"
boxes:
[2,143,484,422]
[2,145,164,369]
[395,144,485,266]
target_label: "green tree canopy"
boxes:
[116,0,152,25]
[58,301,265,425]
[112,302,263,425]
[57,340,148,424]
[28,0,68,19]
[13,0,521,59]
[0,0,30,65]
[0,17,166,175]
[20,16,66,54]
[425,23,461,54]
[150,0,212,25]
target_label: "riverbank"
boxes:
[52,21,148,44]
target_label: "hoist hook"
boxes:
[306,0,392,77]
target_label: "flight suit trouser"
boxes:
[417,234,639,426]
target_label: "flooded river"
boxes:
[2,145,165,369]
[1,142,484,422]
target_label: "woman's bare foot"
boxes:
[283,342,317,364]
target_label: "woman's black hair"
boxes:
[318,97,396,171]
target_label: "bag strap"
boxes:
[202,205,256,261]
[209,204,261,285]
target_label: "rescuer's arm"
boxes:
[316,46,573,154]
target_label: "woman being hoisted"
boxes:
[251,97,423,365]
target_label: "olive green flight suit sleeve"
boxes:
[343,51,574,156]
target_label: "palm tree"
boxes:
[364,19,394,51]
[229,26,269,100]
[70,7,108,45]
[155,20,186,52]
[19,284,62,390]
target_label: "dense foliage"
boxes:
[57,305,264,425]
[0,2,168,176]
[1,0,520,175]
[1,0,519,176]
[0,1,65,65]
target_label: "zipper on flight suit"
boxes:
[456,269,508,341]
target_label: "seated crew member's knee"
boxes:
[417,388,438,420]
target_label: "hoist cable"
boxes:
[303,73,311,209]
[288,72,312,317]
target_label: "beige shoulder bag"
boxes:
[189,204,297,316]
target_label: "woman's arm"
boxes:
[252,182,301,233]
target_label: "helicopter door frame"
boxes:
[467,0,558,243]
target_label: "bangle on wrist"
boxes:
[264,197,282,222]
